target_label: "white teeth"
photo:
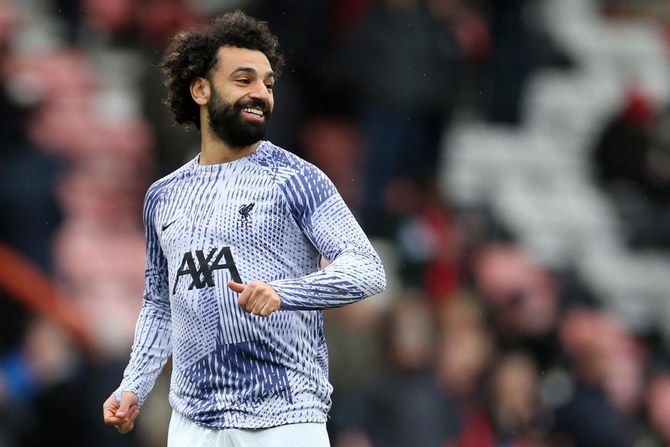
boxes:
[243,108,263,116]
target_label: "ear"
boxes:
[190,76,210,105]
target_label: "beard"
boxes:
[206,85,271,149]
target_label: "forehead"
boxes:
[215,46,272,74]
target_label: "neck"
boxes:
[198,132,261,165]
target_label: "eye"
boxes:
[236,78,250,84]
[265,83,274,90]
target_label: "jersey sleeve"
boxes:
[270,164,386,310]
[114,185,172,407]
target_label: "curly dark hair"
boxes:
[160,10,284,130]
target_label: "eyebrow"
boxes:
[230,67,275,79]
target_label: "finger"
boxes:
[239,291,255,313]
[227,280,246,293]
[108,409,132,424]
[103,393,119,409]
[116,403,130,418]
[244,287,279,316]
[104,407,119,421]
[116,420,135,435]
[258,304,273,317]
[114,407,139,434]
[261,304,279,317]
[103,394,120,425]
[249,294,274,317]
[128,407,140,422]
[237,284,258,312]
[116,392,138,418]
[105,411,123,424]
[251,300,265,316]
[259,299,280,317]
[253,293,273,315]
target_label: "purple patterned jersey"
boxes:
[114,141,386,429]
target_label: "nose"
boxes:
[249,79,271,101]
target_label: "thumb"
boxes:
[227,280,246,293]
[116,392,137,418]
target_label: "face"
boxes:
[205,46,275,148]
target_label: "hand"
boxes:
[103,391,140,434]
[228,280,281,317]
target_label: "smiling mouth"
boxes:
[242,107,265,117]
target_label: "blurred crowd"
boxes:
[2,0,670,446]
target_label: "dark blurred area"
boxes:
[2,0,670,446]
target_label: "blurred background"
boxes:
[1,0,670,446]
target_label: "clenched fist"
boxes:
[228,280,281,317]
[103,391,139,434]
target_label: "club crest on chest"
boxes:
[238,203,255,228]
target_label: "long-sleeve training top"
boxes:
[114,140,386,429]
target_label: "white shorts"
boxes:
[166,410,331,447]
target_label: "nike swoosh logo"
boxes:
[161,219,179,231]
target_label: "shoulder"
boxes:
[250,141,328,183]
[253,142,338,214]
[144,157,195,207]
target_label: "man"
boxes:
[102,10,386,447]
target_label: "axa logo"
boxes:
[173,247,241,294]
[238,203,255,227]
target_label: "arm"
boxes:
[112,187,172,407]
[270,164,386,310]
